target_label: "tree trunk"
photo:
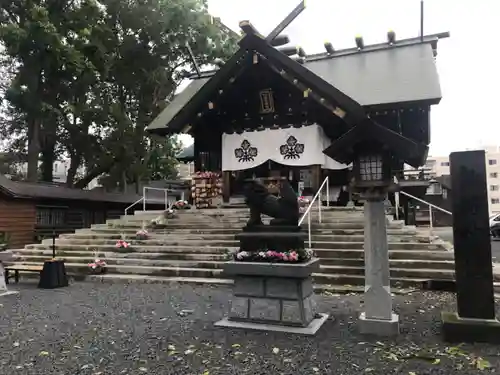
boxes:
[26,118,40,182]
[66,152,81,188]
[40,141,56,182]
[74,163,111,189]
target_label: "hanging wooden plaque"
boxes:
[259,89,275,114]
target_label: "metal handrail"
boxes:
[125,187,178,216]
[399,191,452,215]
[143,187,172,211]
[298,176,330,250]
[397,190,451,235]
[125,197,144,216]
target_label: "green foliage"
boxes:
[0,0,238,188]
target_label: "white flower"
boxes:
[258,251,266,258]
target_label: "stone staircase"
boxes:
[10,206,465,292]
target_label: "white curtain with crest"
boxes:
[221,125,348,171]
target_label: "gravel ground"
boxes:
[1,282,500,375]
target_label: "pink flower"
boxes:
[289,252,298,261]
[282,255,288,261]
[266,251,273,257]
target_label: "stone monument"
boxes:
[441,150,500,343]
[215,179,329,335]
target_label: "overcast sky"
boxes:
[179,0,499,157]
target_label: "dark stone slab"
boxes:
[442,312,500,344]
[242,225,301,233]
[449,150,496,320]
[223,258,320,278]
[236,231,306,252]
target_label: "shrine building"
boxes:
[147,28,448,203]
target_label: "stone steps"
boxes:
[81,227,418,236]
[14,248,452,261]
[11,207,458,290]
[13,255,455,272]
[24,240,445,251]
[12,261,453,288]
[95,222,406,230]
[57,233,431,243]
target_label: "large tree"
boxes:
[0,0,237,188]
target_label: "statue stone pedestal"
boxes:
[216,225,328,335]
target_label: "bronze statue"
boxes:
[243,179,299,227]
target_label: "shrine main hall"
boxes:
[147,27,446,203]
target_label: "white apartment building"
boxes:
[425,146,500,213]
[15,159,100,189]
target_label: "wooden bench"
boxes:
[4,264,43,284]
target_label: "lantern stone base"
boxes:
[215,258,329,335]
[359,312,400,336]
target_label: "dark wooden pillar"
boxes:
[222,171,231,203]
[311,165,322,195]
[441,150,500,343]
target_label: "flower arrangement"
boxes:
[172,200,191,210]
[88,251,107,274]
[116,239,131,249]
[136,229,148,240]
[298,196,310,213]
[232,248,314,263]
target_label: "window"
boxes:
[440,161,450,167]
[491,198,500,204]
[491,185,499,192]
[426,183,442,195]
[36,207,67,227]
[489,159,497,165]
[491,172,498,178]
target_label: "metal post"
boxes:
[164,190,168,210]
[429,206,433,236]
[326,177,330,207]
[318,192,322,224]
[142,187,147,211]
[395,192,400,221]
[307,212,312,250]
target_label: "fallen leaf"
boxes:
[364,368,374,373]
[139,367,148,372]
[184,349,195,355]
[475,358,491,370]
[231,344,240,348]
[432,359,440,365]
[167,345,176,351]
[13,342,20,347]
[202,371,210,375]
[312,367,319,373]
[39,351,49,357]
[387,353,399,361]
[272,347,280,354]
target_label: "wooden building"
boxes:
[147,29,448,203]
[0,174,164,248]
